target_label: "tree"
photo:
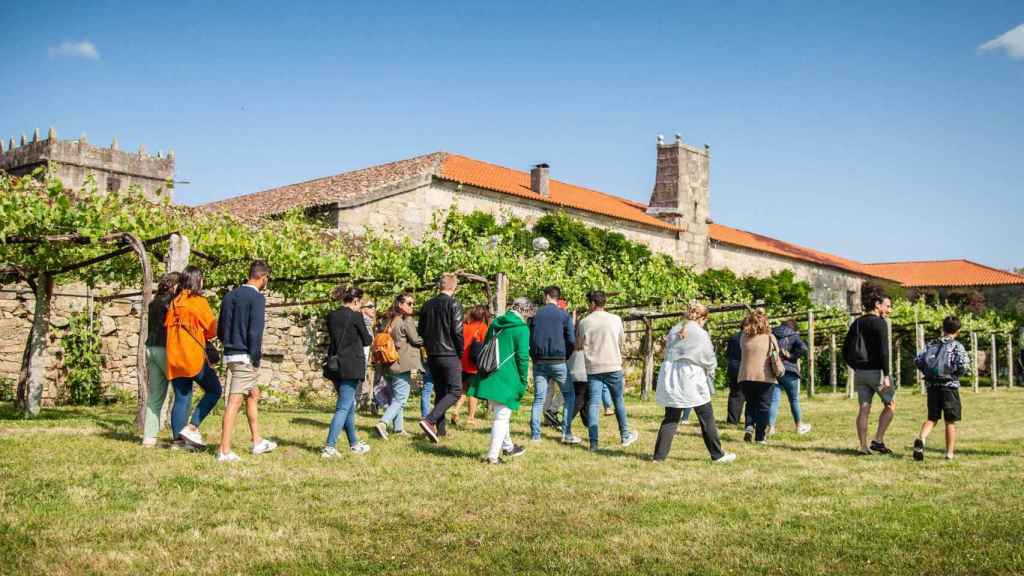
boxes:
[0,169,174,416]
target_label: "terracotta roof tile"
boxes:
[437,154,680,232]
[861,260,1024,288]
[201,152,446,218]
[708,223,899,280]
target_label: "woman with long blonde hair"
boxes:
[737,309,785,444]
[652,303,735,463]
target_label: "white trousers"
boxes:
[487,402,515,460]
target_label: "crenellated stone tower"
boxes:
[0,128,175,202]
[646,133,710,269]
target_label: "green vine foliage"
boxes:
[60,309,103,406]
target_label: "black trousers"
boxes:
[740,381,775,441]
[569,381,591,428]
[652,403,724,461]
[726,378,748,425]
[425,356,462,435]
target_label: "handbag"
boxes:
[767,336,785,379]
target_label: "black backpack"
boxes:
[843,317,870,369]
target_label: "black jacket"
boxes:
[854,314,890,375]
[772,324,807,376]
[218,285,266,367]
[529,303,575,364]
[145,293,173,348]
[725,331,742,384]
[418,293,464,358]
[325,307,373,381]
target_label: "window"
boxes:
[846,290,857,313]
[106,176,121,193]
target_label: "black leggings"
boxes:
[652,403,724,461]
[740,381,775,441]
[569,381,591,429]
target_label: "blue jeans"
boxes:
[420,370,433,419]
[326,379,359,448]
[769,372,802,427]
[532,363,567,439]
[560,378,578,439]
[381,372,412,432]
[586,371,629,449]
[170,364,223,439]
[602,383,613,409]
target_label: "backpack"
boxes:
[916,339,954,382]
[371,319,400,365]
[842,317,870,369]
[474,328,503,377]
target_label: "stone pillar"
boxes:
[166,234,190,273]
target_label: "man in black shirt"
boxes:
[418,273,465,442]
[852,287,895,455]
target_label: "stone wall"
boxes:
[336,179,688,263]
[0,284,338,405]
[708,242,865,310]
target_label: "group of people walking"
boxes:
[141,264,970,464]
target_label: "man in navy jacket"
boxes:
[529,286,576,443]
[216,260,276,461]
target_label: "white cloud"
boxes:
[978,24,1024,60]
[48,40,100,60]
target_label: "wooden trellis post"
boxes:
[640,317,654,401]
[829,333,837,393]
[846,317,855,400]
[971,332,979,393]
[1007,334,1014,389]
[915,323,925,393]
[807,310,815,397]
[894,337,902,390]
[886,318,894,390]
[991,334,998,390]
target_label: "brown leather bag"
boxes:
[767,336,785,379]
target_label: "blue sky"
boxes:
[2,1,1022,269]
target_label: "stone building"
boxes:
[0,128,175,202]
[205,134,896,308]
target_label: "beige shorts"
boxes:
[227,362,259,395]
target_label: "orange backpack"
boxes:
[371,319,400,365]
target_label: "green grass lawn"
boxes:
[1,388,1022,576]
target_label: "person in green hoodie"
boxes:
[469,297,535,464]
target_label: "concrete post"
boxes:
[166,233,190,273]
[495,272,508,315]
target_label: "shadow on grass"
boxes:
[410,440,481,460]
[290,417,328,428]
[767,443,908,459]
[0,403,96,422]
[93,416,139,444]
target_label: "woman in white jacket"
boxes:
[652,303,736,463]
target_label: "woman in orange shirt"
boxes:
[165,266,223,449]
[451,304,491,427]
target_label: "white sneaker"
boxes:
[178,427,206,448]
[321,446,343,459]
[350,441,370,455]
[252,439,278,455]
[621,431,639,447]
[141,437,157,448]
[768,426,776,436]
[797,423,812,435]
[713,452,737,464]
[374,422,389,440]
[561,435,582,445]
[217,451,241,462]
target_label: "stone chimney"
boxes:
[531,163,550,198]
[647,133,711,269]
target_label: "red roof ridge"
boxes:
[202,151,447,209]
